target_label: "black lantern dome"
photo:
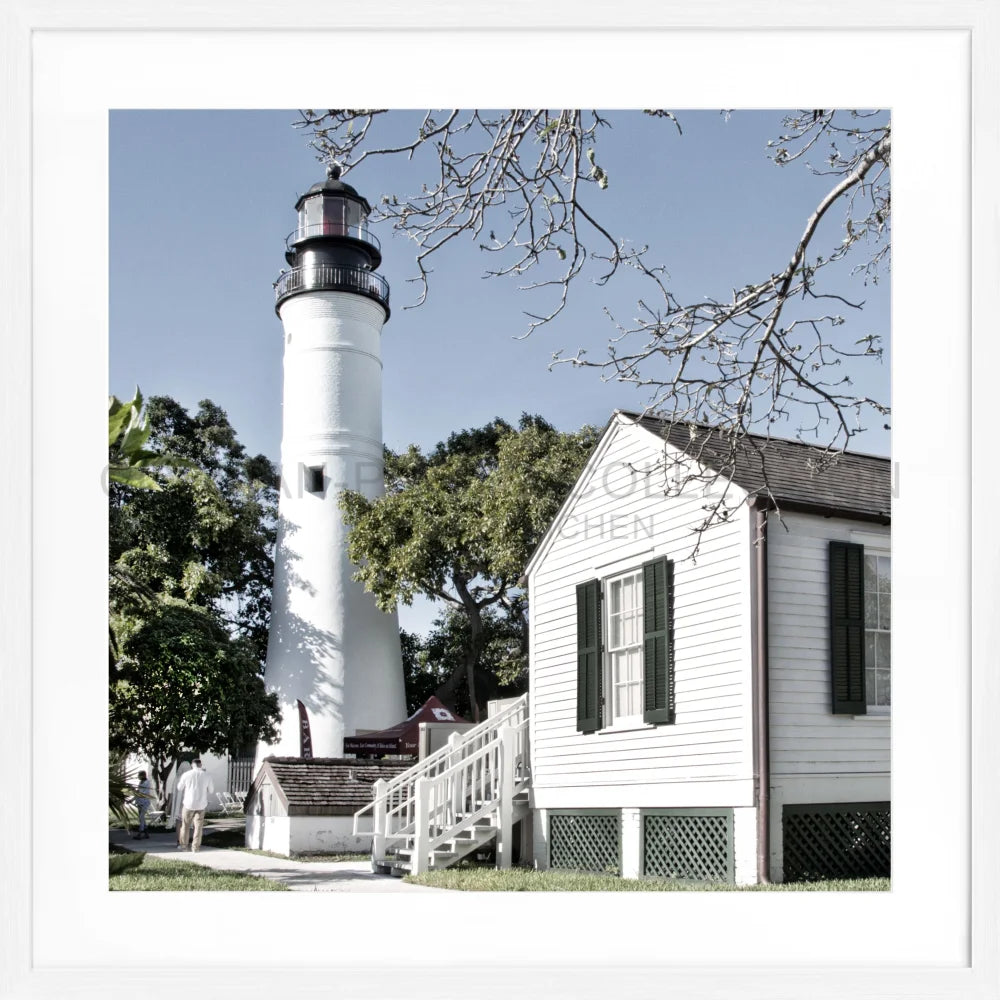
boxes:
[274,164,389,317]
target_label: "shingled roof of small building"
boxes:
[250,757,412,816]
[624,411,891,521]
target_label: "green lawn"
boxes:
[109,854,288,891]
[404,867,890,892]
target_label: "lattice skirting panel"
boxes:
[642,810,734,883]
[548,812,621,873]
[782,802,891,882]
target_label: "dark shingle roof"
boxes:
[625,412,890,521]
[253,757,411,815]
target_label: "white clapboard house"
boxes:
[359,411,890,884]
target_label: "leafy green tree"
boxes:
[110,599,279,797]
[399,628,449,716]
[108,388,192,490]
[110,396,278,663]
[109,395,281,799]
[404,604,528,719]
[341,415,597,720]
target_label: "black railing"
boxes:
[286,223,381,254]
[275,263,390,313]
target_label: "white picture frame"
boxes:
[2,3,997,998]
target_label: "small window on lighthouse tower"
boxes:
[306,465,325,495]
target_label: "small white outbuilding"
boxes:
[245,758,410,857]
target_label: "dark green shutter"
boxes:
[829,541,866,714]
[643,558,675,725]
[576,579,602,732]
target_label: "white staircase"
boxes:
[353,694,530,875]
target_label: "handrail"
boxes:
[416,719,530,868]
[359,695,530,869]
[385,695,527,795]
[424,741,501,854]
[274,263,389,311]
[354,694,528,834]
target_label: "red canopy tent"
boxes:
[343,696,471,757]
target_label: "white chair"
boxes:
[216,791,243,816]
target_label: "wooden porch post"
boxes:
[372,779,387,866]
[497,725,515,870]
[413,777,430,875]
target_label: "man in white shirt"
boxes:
[176,758,215,852]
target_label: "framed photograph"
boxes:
[2,3,997,998]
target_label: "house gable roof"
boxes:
[523,413,732,578]
[524,411,890,579]
[626,412,891,521]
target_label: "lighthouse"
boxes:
[258,165,406,762]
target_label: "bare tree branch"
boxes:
[297,109,890,545]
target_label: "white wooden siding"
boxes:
[529,419,754,808]
[767,510,890,777]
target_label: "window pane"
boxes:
[322,195,347,234]
[628,681,642,717]
[876,631,891,670]
[345,198,363,228]
[608,613,621,650]
[878,556,891,595]
[879,599,891,630]
[623,609,638,647]
[864,554,877,588]
[877,669,891,706]
[609,578,622,614]
[866,631,877,669]
[866,667,876,706]
[865,591,878,627]
[630,647,642,682]
[308,195,323,226]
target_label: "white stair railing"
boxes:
[413,718,531,873]
[355,694,530,869]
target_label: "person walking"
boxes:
[168,760,191,844]
[175,758,215,852]
[132,770,153,840]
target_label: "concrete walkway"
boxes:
[109,824,445,893]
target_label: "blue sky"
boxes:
[110,109,890,634]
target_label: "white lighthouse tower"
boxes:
[258,165,406,762]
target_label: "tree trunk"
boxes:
[153,757,175,810]
[432,576,488,722]
[435,665,465,713]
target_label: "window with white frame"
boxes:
[576,558,675,733]
[864,552,891,709]
[605,569,644,726]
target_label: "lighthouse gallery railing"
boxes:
[274,263,390,311]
